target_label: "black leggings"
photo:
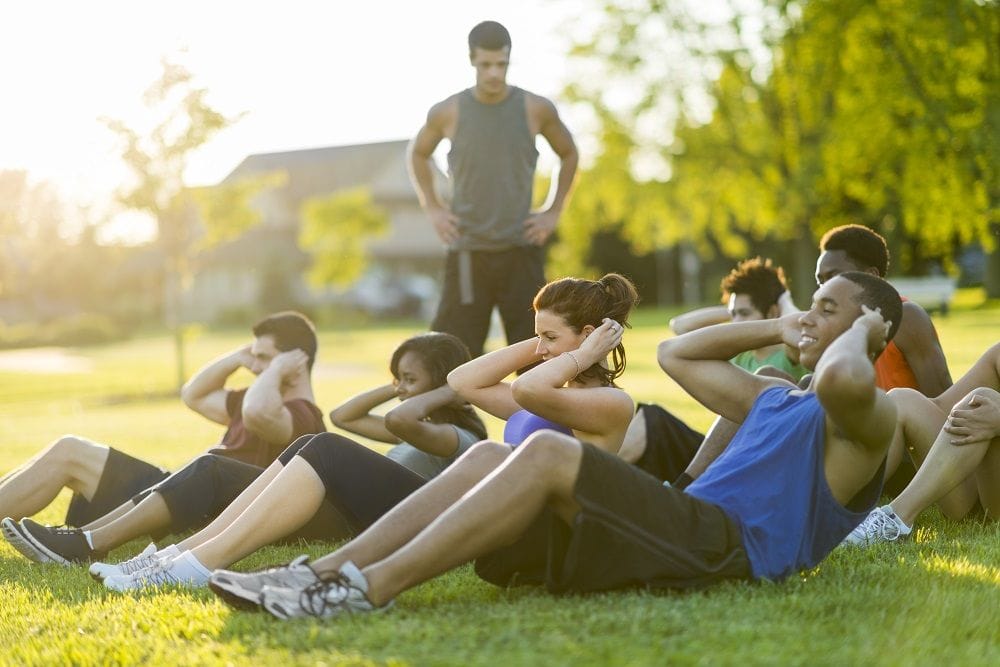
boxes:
[278,432,427,534]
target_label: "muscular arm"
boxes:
[668,305,730,335]
[657,316,796,423]
[448,338,541,420]
[241,350,309,446]
[893,301,952,396]
[814,310,897,453]
[384,385,466,457]
[408,99,459,245]
[523,96,578,246]
[180,346,250,425]
[329,383,401,444]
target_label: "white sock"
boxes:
[155,544,181,560]
[883,505,912,534]
[82,530,95,549]
[169,550,212,584]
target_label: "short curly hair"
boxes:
[719,257,788,316]
[819,224,889,277]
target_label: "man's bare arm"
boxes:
[893,301,952,396]
[814,308,897,452]
[658,316,796,423]
[523,97,578,246]
[180,346,252,425]
[408,100,459,245]
[242,350,309,445]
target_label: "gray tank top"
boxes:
[447,86,539,250]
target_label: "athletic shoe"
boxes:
[260,560,389,620]
[840,505,912,548]
[9,518,100,565]
[104,550,211,591]
[209,554,321,611]
[89,543,180,582]
[2,517,55,563]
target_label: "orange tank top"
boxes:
[874,339,919,390]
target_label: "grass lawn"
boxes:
[0,294,998,665]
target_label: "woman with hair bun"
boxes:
[209,273,642,616]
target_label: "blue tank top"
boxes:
[503,409,572,446]
[686,386,883,581]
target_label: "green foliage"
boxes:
[299,187,390,288]
[0,300,997,664]
[561,0,998,294]
[190,171,289,250]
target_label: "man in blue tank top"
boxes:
[408,21,579,358]
[244,274,907,619]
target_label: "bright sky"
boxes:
[1,0,592,241]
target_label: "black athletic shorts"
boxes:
[632,403,702,483]
[65,447,170,527]
[476,442,751,593]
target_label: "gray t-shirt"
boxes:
[385,425,481,480]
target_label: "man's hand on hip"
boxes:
[523,210,558,246]
[428,206,460,245]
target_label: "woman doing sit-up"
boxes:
[208,272,640,614]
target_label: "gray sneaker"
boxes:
[841,505,912,548]
[260,561,389,620]
[208,555,321,610]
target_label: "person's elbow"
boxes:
[657,338,682,376]
[447,369,474,400]
[510,375,543,409]
[668,317,692,335]
[383,408,416,441]
[815,360,875,408]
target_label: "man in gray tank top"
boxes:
[408,20,578,357]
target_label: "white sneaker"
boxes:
[104,550,211,591]
[841,505,912,548]
[260,561,390,620]
[209,555,322,610]
[89,543,180,581]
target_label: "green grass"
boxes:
[1,293,998,665]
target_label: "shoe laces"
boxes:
[298,573,354,618]
[119,552,160,575]
[862,509,904,542]
[133,559,181,587]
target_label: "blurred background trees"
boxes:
[555,0,998,303]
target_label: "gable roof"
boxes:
[222,139,443,203]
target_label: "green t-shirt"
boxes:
[731,348,808,382]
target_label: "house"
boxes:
[183,139,446,322]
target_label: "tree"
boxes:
[105,58,261,388]
[563,0,998,300]
[298,186,390,289]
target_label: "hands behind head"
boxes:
[577,318,624,365]
[853,305,891,357]
[234,344,256,370]
[778,312,804,349]
[944,388,1000,445]
[270,349,309,381]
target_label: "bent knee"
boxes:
[517,430,582,465]
[463,440,512,466]
[47,435,103,465]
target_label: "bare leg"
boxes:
[80,499,138,531]
[89,493,173,552]
[189,458,327,569]
[891,390,994,526]
[617,408,646,463]
[890,388,979,520]
[310,441,511,577]
[362,432,583,607]
[0,436,108,520]
[174,461,285,553]
[684,414,740,479]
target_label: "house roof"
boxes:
[222,139,443,203]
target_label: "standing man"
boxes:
[409,20,579,358]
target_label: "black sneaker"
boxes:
[2,517,54,563]
[16,518,102,565]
